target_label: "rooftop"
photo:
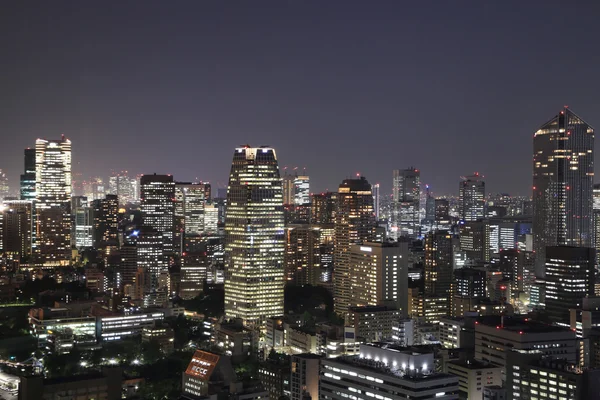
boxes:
[448,359,499,370]
[476,316,573,335]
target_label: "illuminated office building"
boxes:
[71,196,93,249]
[372,183,381,220]
[175,182,205,246]
[459,173,485,222]
[593,183,600,264]
[349,241,408,315]
[282,171,295,205]
[20,148,36,201]
[92,194,119,252]
[224,146,285,327]
[140,174,175,258]
[533,107,594,277]
[545,246,595,323]
[311,192,336,225]
[293,175,310,205]
[334,176,375,315]
[392,168,420,238]
[284,224,321,286]
[424,230,454,302]
[108,172,138,205]
[35,136,72,266]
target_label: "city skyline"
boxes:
[2,2,600,196]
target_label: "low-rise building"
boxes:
[320,343,459,400]
[211,319,256,362]
[19,367,122,400]
[446,359,502,400]
[290,353,320,400]
[142,325,175,355]
[348,305,401,343]
[98,311,164,341]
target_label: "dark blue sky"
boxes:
[2,1,600,196]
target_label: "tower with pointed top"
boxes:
[533,107,594,277]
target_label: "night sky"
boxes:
[2,1,600,196]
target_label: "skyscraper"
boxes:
[424,230,454,302]
[293,175,310,206]
[35,136,72,266]
[392,168,420,238]
[0,170,9,200]
[92,194,119,253]
[334,176,375,315]
[545,246,595,323]
[282,171,295,205]
[20,148,36,201]
[175,182,206,252]
[372,183,380,220]
[224,146,285,327]
[459,173,485,222]
[533,107,594,277]
[2,200,33,260]
[594,183,600,263]
[140,174,175,259]
[71,196,93,250]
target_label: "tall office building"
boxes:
[334,176,376,315]
[35,136,72,266]
[83,177,106,201]
[175,182,205,236]
[311,192,337,225]
[140,174,175,259]
[20,148,36,201]
[392,168,420,238]
[0,170,9,200]
[545,246,595,323]
[2,200,33,260]
[459,173,485,221]
[424,230,454,303]
[284,224,321,286]
[593,183,600,264]
[71,196,93,250]
[282,171,295,205]
[372,183,380,220]
[108,172,138,205]
[349,241,408,315]
[533,107,594,277]
[92,195,119,252]
[293,175,310,205]
[224,146,285,327]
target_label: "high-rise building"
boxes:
[0,170,9,200]
[108,172,138,205]
[92,195,119,252]
[136,226,164,294]
[282,171,295,205]
[392,168,420,238]
[293,175,310,206]
[224,146,285,327]
[284,224,321,286]
[140,174,175,258]
[180,252,209,299]
[459,173,485,222]
[334,176,375,315]
[71,196,93,249]
[35,136,72,266]
[2,200,33,260]
[424,230,454,303]
[311,192,336,225]
[533,107,594,278]
[593,183,600,264]
[372,183,380,220]
[545,246,595,323]
[349,241,408,315]
[20,148,36,201]
[175,182,206,236]
[435,198,450,225]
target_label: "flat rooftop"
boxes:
[476,316,572,334]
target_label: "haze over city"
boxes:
[2,1,600,195]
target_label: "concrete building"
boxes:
[348,305,401,343]
[320,343,459,400]
[475,316,577,371]
[446,359,502,400]
[290,354,320,400]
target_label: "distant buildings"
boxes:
[459,173,485,222]
[392,168,420,239]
